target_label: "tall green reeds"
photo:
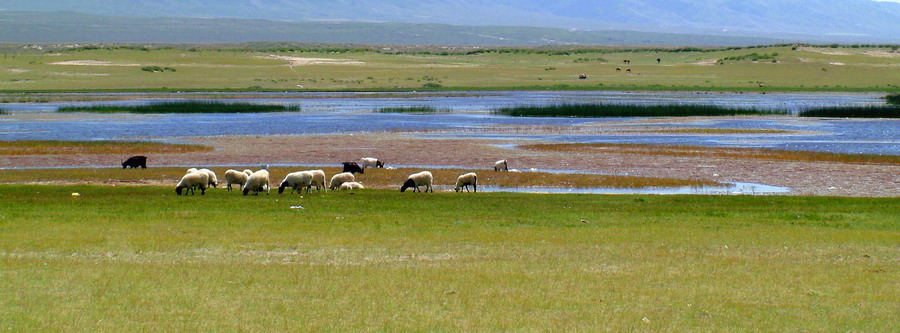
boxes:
[494,103,786,117]
[885,93,900,105]
[57,101,300,114]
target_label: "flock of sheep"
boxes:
[174,158,508,196]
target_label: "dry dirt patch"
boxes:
[260,55,365,66]
[49,60,141,67]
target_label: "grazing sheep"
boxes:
[454,172,478,193]
[198,168,218,188]
[342,162,365,174]
[224,169,250,191]
[616,67,621,72]
[359,157,384,169]
[626,68,632,73]
[494,159,509,171]
[243,169,253,176]
[122,156,147,169]
[307,169,327,193]
[401,171,433,193]
[175,172,207,195]
[338,181,365,190]
[243,169,270,196]
[278,171,313,195]
[329,172,356,190]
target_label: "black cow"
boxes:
[122,156,147,169]
[342,162,365,174]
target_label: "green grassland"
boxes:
[1,44,898,92]
[0,185,897,331]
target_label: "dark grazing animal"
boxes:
[342,162,365,174]
[122,156,147,169]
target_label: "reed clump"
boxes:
[495,103,787,117]
[57,101,300,114]
[378,106,451,113]
[798,105,900,118]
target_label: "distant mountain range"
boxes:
[2,0,899,42]
[0,11,788,46]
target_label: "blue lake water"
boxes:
[1,91,897,155]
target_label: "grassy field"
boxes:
[0,140,210,155]
[1,44,899,92]
[0,185,897,330]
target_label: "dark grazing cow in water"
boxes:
[342,162,365,174]
[122,156,147,169]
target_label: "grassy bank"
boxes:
[57,101,300,114]
[0,166,717,189]
[495,103,786,117]
[798,105,900,118]
[0,140,211,155]
[0,185,897,331]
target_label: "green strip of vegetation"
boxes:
[377,106,451,114]
[886,93,900,105]
[57,101,300,114]
[798,105,900,118]
[495,103,787,117]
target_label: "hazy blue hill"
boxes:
[0,11,784,46]
[2,0,899,41]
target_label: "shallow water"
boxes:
[1,91,896,155]
[477,182,791,195]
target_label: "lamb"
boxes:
[242,169,270,196]
[338,181,365,190]
[278,171,313,195]
[175,172,207,195]
[342,162,365,174]
[401,171,433,193]
[224,169,250,191]
[454,172,478,193]
[359,157,384,169]
[494,159,509,171]
[329,172,356,190]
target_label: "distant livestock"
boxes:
[455,172,477,193]
[494,159,509,171]
[401,171,433,193]
[187,168,218,188]
[626,68,632,73]
[122,156,147,169]
[578,74,588,79]
[342,162,365,174]
[175,172,207,195]
[359,157,384,169]
[338,181,365,190]
[616,67,621,72]
[279,171,313,195]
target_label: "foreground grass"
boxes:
[0,185,897,331]
[0,166,716,188]
[522,143,900,166]
[57,101,300,114]
[0,140,211,155]
[495,103,786,117]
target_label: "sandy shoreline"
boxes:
[2,133,897,197]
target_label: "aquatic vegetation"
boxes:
[57,101,300,114]
[0,140,211,155]
[378,106,451,113]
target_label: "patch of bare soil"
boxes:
[2,134,897,197]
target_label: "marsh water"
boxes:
[1,91,897,155]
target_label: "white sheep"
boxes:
[187,168,198,174]
[455,172,478,193]
[224,169,250,191]
[243,169,253,176]
[329,172,356,190]
[278,171,313,195]
[199,168,218,188]
[243,169,270,196]
[338,181,365,190]
[494,159,509,171]
[359,157,385,169]
[307,169,327,193]
[176,172,207,195]
[401,171,433,193]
